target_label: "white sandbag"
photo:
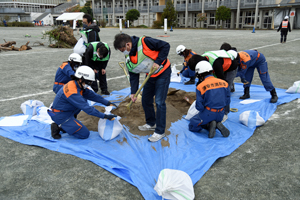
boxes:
[31,106,53,124]
[185,101,199,120]
[239,110,265,128]
[20,100,44,116]
[286,80,300,93]
[154,169,195,200]
[98,106,123,141]
[73,37,86,56]
[171,64,182,83]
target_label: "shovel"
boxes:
[118,62,130,85]
[127,67,156,112]
[119,61,142,102]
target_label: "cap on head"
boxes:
[284,16,289,19]
[195,61,213,75]
[176,45,186,55]
[74,65,95,81]
[228,50,238,59]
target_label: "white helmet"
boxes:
[68,53,82,63]
[228,50,238,59]
[176,45,186,55]
[284,16,289,19]
[75,65,95,81]
[195,61,213,75]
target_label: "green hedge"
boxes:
[2,22,34,27]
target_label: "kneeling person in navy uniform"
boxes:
[189,61,230,138]
[48,66,117,139]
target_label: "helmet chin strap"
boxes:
[78,78,85,89]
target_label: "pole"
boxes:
[92,0,95,19]
[119,18,122,33]
[164,18,167,34]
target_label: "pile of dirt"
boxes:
[77,88,196,137]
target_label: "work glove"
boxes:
[107,101,118,107]
[104,114,117,120]
[177,72,180,76]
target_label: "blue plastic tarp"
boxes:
[0,83,299,199]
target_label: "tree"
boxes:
[126,9,140,24]
[4,15,11,22]
[215,6,231,28]
[80,2,93,17]
[161,0,177,27]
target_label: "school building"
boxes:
[92,0,300,29]
[1,0,299,29]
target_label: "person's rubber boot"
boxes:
[239,87,250,99]
[51,123,61,139]
[208,121,217,138]
[60,127,67,133]
[101,90,110,95]
[231,84,235,92]
[270,88,278,103]
[184,76,195,85]
[216,122,230,137]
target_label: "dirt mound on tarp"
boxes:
[77,88,196,136]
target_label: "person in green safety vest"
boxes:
[81,14,100,45]
[84,41,111,95]
[113,33,171,143]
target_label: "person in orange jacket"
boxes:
[175,45,197,85]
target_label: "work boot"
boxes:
[51,123,61,139]
[60,127,67,133]
[231,84,235,92]
[216,122,230,137]
[208,121,217,138]
[239,87,250,99]
[101,90,110,95]
[184,76,195,85]
[270,88,278,103]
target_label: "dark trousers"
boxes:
[142,66,171,134]
[91,71,107,93]
[281,31,288,43]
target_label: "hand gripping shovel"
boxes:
[127,67,156,112]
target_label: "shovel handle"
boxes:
[127,67,156,112]
[118,62,130,84]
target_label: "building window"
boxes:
[210,13,215,25]
[129,1,133,7]
[263,11,272,29]
[244,11,256,25]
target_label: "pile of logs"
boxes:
[0,40,32,52]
